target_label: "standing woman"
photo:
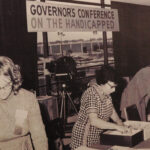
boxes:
[0,56,48,150]
[70,65,130,150]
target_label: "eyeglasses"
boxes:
[0,82,12,91]
[107,82,117,89]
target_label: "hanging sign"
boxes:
[26,1,119,32]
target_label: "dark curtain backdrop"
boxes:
[112,2,150,77]
[0,0,38,90]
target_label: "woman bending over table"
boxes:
[70,65,130,150]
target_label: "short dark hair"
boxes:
[96,65,118,85]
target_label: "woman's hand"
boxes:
[116,125,132,134]
[116,119,124,126]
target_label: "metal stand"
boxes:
[59,84,78,127]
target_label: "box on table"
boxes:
[109,145,135,150]
[100,129,143,147]
[124,120,150,140]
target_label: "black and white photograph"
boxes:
[1,0,150,150]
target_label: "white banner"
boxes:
[26,1,119,32]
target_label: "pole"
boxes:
[41,0,49,58]
[61,34,63,56]
[101,0,108,65]
[43,32,49,57]
[58,32,65,56]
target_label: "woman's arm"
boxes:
[28,94,48,150]
[88,112,129,133]
[110,107,124,126]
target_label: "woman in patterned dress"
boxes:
[70,65,130,150]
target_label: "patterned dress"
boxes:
[70,84,113,150]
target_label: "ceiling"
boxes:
[111,0,150,6]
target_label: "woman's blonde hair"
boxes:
[0,56,22,94]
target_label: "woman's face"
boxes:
[0,74,13,100]
[103,81,117,95]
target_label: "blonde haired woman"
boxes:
[0,56,48,150]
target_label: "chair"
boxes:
[125,104,141,121]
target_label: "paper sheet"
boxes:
[109,146,150,150]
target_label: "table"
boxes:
[91,138,150,149]
[135,138,150,148]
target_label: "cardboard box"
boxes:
[100,129,143,147]
[124,121,150,140]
